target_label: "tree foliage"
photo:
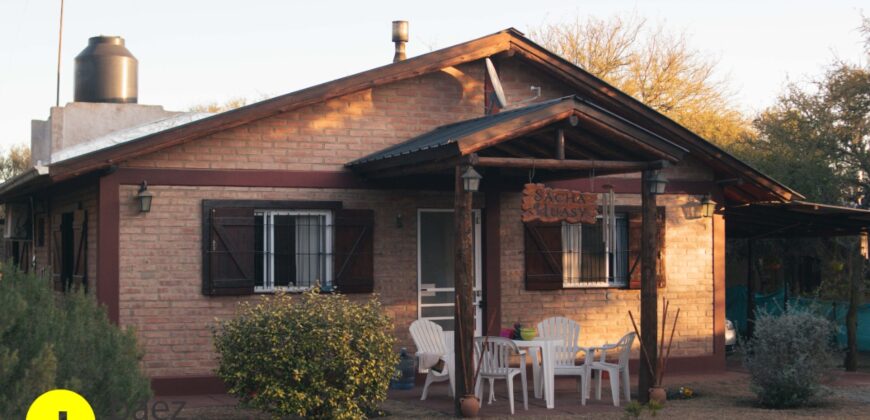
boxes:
[0,144,31,182]
[732,17,870,208]
[0,264,151,418]
[188,97,249,113]
[528,14,751,146]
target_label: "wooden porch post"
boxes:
[638,169,659,403]
[453,165,475,415]
[746,239,755,339]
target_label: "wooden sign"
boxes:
[521,183,598,224]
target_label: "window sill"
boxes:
[562,284,630,290]
[254,286,335,294]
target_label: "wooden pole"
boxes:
[453,165,475,415]
[746,239,755,339]
[845,240,861,371]
[638,169,659,403]
[556,129,565,160]
[56,0,65,107]
[474,156,666,172]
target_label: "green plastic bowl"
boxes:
[520,328,536,341]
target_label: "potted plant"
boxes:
[630,297,681,405]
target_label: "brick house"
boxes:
[0,28,807,395]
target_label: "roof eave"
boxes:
[0,166,50,201]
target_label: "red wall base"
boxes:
[151,354,725,396]
[151,376,227,396]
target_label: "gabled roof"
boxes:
[349,98,561,167]
[41,27,798,203]
[348,95,688,175]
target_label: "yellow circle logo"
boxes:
[26,389,95,420]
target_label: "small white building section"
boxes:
[30,102,212,165]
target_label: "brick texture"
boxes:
[123,63,485,172]
[500,193,714,358]
[104,56,720,378]
[118,185,467,377]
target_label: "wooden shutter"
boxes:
[333,209,374,293]
[628,208,666,289]
[203,206,256,296]
[71,210,88,291]
[50,214,63,291]
[524,222,563,290]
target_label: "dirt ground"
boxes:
[178,353,870,419]
[179,375,870,419]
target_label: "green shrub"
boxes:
[743,305,837,408]
[0,263,151,418]
[213,289,397,420]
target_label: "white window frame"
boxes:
[562,213,628,288]
[255,209,333,293]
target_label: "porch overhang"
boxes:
[347,96,688,180]
[725,200,870,238]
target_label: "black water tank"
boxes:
[74,36,137,103]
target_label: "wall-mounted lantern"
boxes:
[701,195,716,218]
[461,166,482,192]
[646,170,668,195]
[136,181,153,213]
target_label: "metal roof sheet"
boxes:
[348,97,567,166]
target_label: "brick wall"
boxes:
[118,184,467,377]
[500,191,714,357]
[118,183,715,378]
[123,63,485,172]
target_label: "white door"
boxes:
[417,209,483,336]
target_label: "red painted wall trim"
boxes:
[483,179,502,335]
[151,354,724,396]
[628,353,725,375]
[713,213,727,355]
[113,167,372,188]
[97,172,120,324]
[151,376,227,396]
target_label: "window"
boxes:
[254,210,333,292]
[561,214,628,287]
[203,201,373,296]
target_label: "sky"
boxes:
[0,0,866,150]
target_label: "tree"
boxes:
[733,17,869,371]
[188,94,272,113]
[734,19,869,208]
[188,97,249,113]
[0,145,31,182]
[528,14,751,146]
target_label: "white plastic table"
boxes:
[512,338,561,409]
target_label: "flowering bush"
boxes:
[213,289,397,419]
[744,306,837,408]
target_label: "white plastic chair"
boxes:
[474,336,528,414]
[586,332,636,407]
[409,319,455,400]
[536,317,588,401]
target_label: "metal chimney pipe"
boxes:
[392,21,409,62]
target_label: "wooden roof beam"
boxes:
[474,157,667,173]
